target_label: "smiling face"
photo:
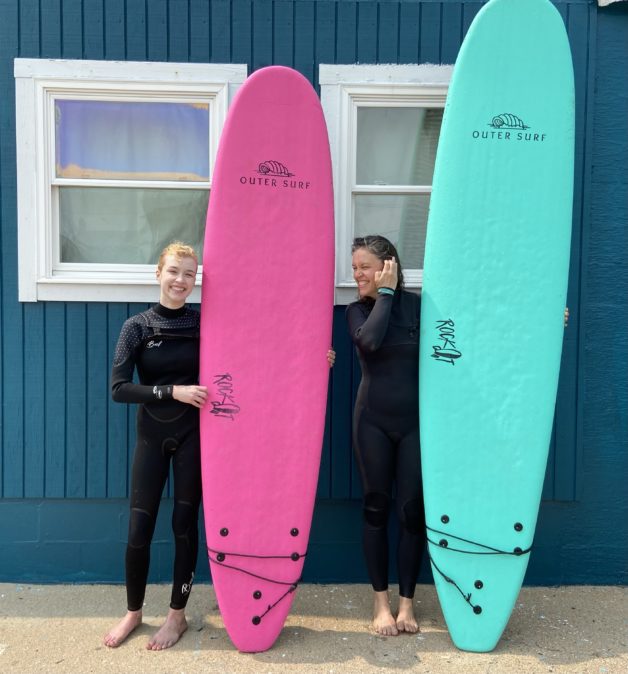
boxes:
[156,254,198,308]
[352,247,384,300]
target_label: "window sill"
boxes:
[28,278,203,304]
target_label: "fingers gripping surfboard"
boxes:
[419,0,575,652]
[199,67,334,652]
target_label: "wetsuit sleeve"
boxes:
[111,319,174,404]
[346,295,394,353]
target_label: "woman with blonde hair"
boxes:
[104,242,207,650]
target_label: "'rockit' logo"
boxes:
[472,113,547,143]
[239,160,311,190]
[431,319,462,366]
[210,373,240,421]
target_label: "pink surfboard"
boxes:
[199,66,334,652]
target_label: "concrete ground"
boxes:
[0,583,626,674]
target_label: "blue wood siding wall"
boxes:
[1,1,626,585]
[0,0,590,502]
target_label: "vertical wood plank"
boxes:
[273,0,295,68]
[147,0,168,61]
[66,303,87,498]
[252,0,273,71]
[104,0,126,60]
[24,304,45,497]
[83,0,105,59]
[295,1,315,84]
[40,0,61,59]
[210,0,231,63]
[336,2,357,64]
[419,2,441,64]
[44,303,66,497]
[0,0,22,498]
[314,0,336,91]
[126,0,148,61]
[398,2,420,64]
[62,0,84,58]
[317,381,332,498]
[378,2,399,65]
[440,2,462,65]
[552,1,593,501]
[126,303,148,493]
[232,0,252,69]
[19,0,41,57]
[86,304,108,497]
[190,0,211,63]
[330,307,354,499]
[356,1,377,64]
[349,348,362,500]
[107,304,129,497]
[169,0,190,62]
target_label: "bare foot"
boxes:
[372,590,399,636]
[103,610,142,648]
[147,608,188,650]
[396,596,419,633]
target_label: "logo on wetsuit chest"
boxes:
[211,373,240,421]
[431,319,462,366]
[146,340,163,349]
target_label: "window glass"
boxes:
[356,107,442,186]
[59,186,207,263]
[354,193,430,270]
[55,100,210,181]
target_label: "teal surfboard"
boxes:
[419,0,574,652]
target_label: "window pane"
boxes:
[354,194,430,270]
[356,107,442,186]
[55,100,210,181]
[59,187,207,264]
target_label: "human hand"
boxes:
[564,307,569,328]
[173,385,208,408]
[374,257,398,291]
[327,349,336,368]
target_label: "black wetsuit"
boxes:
[111,303,201,611]
[346,290,425,598]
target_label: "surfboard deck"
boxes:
[419,0,574,652]
[199,66,334,652]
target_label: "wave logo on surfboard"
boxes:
[239,160,311,190]
[211,373,241,420]
[431,319,462,366]
[472,113,547,143]
[258,160,294,177]
[489,113,529,130]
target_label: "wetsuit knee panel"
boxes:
[363,492,390,529]
[172,500,197,538]
[401,498,424,535]
[128,508,156,549]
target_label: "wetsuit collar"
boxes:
[153,302,188,319]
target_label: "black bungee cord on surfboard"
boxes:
[206,544,307,626]
[425,521,532,616]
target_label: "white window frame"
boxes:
[15,58,247,302]
[319,64,453,305]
